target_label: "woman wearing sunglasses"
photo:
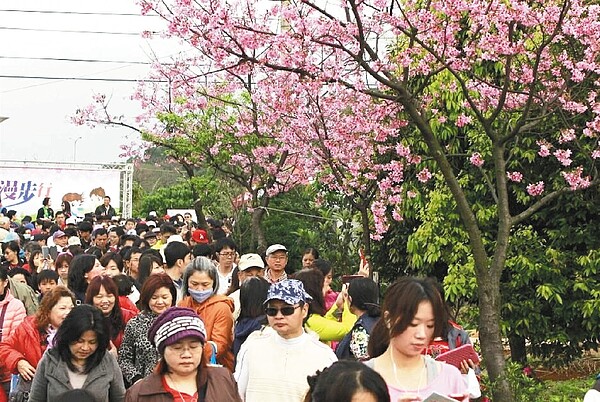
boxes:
[178,256,235,372]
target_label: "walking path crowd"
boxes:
[0,198,485,401]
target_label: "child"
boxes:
[36,269,59,301]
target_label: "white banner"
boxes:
[0,166,121,219]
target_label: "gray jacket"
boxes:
[28,348,125,402]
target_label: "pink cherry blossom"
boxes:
[526,181,545,196]
[470,152,484,167]
[553,149,573,166]
[417,168,432,183]
[456,114,472,127]
[507,171,523,182]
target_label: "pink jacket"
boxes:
[0,289,26,382]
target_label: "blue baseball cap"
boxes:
[264,279,313,305]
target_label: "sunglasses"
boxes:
[265,305,301,316]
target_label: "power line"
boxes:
[0,9,158,17]
[0,74,167,83]
[0,26,151,36]
[0,55,153,65]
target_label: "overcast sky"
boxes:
[0,1,179,164]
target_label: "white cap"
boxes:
[67,236,82,246]
[166,234,184,244]
[265,244,287,256]
[238,253,265,271]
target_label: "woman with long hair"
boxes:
[136,252,164,287]
[366,277,468,401]
[336,277,381,360]
[68,254,102,303]
[118,273,176,387]
[54,252,73,287]
[28,304,126,402]
[178,256,235,372]
[84,276,136,351]
[233,276,270,359]
[0,286,74,389]
[293,269,356,344]
[1,241,23,270]
[125,307,240,401]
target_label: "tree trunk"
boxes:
[358,204,372,277]
[251,207,267,254]
[477,267,513,400]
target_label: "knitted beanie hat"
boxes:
[148,307,207,353]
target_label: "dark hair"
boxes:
[68,254,96,295]
[123,246,142,262]
[8,268,33,288]
[37,269,59,286]
[139,273,176,312]
[214,238,238,253]
[112,274,134,296]
[304,360,389,402]
[61,200,71,216]
[137,252,164,286]
[99,252,123,273]
[92,228,108,238]
[78,221,93,233]
[293,269,326,316]
[28,249,44,270]
[367,277,446,358]
[36,285,75,331]
[348,278,380,317]
[226,266,240,296]
[1,241,20,255]
[0,267,7,282]
[160,223,177,235]
[239,276,270,320]
[312,259,332,277]
[181,256,218,296]
[55,253,73,271]
[192,244,213,258]
[164,241,190,268]
[84,275,124,341]
[42,197,51,206]
[303,247,320,260]
[63,227,78,237]
[54,304,109,374]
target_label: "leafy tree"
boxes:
[137,1,600,399]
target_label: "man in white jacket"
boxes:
[234,279,337,402]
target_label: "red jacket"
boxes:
[118,296,140,314]
[0,315,45,375]
[112,308,137,350]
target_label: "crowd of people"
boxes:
[0,200,484,401]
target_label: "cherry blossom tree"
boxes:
[73,68,302,250]
[134,0,600,399]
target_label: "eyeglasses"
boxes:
[219,252,236,257]
[265,305,301,316]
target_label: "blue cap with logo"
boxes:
[264,279,313,305]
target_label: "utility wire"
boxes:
[0,26,152,36]
[0,74,167,83]
[0,55,154,65]
[0,9,158,17]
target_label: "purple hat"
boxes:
[148,307,207,353]
[23,223,34,230]
[264,279,312,305]
[52,230,67,240]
